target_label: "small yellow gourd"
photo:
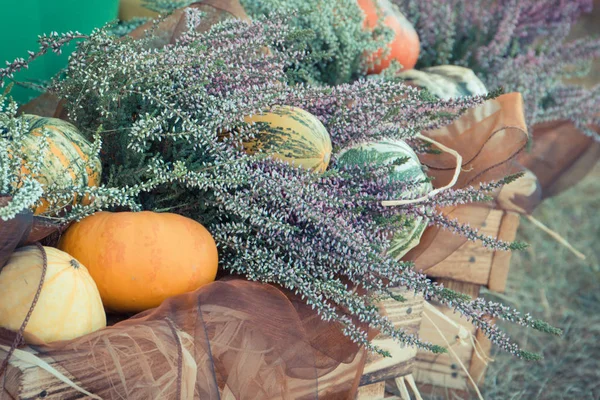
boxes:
[0,246,106,344]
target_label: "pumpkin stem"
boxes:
[381,133,462,207]
[70,259,81,269]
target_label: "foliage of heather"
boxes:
[240,0,395,85]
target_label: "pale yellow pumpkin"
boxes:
[0,246,106,344]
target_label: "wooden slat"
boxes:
[488,211,520,292]
[356,381,386,399]
[468,318,495,386]
[437,279,480,298]
[359,289,423,386]
[414,302,476,392]
[414,281,493,394]
[424,210,504,285]
[415,383,470,400]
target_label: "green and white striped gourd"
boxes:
[337,139,432,259]
[397,65,488,100]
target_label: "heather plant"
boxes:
[395,0,600,138]
[0,11,560,358]
[109,17,152,37]
[239,0,394,85]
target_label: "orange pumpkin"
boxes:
[58,211,219,313]
[359,0,420,73]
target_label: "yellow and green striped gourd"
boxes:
[243,106,333,173]
[19,115,102,215]
[397,65,488,100]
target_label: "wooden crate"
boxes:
[356,288,425,399]
[414,280,493,399]
[355,209,520,398]
[425,209,520,292]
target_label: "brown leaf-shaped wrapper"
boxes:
[17,93,63,118]
[404,93,529,270]
[518,120,600,199]
[0,197,65,270]
[495,166,542,215]
[1,279,366,399]
[0,197,33,269]
[128,0,250,48]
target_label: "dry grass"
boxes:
[420,165,600,400]
[479,165,600,399]
[479,7,600,399]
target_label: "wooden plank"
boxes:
[356,381,386,399]
[488,211,520,292]
[415,383,470,400]
[3,328,366,400]
[413,368,469,391]
[359,289,423,386]
[3,345,367,400]
[414,281,493,394]
[414,302,476,392]
[437,279,480,299]
[424,210,504,285]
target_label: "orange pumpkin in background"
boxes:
[358,0,420,73]
[58,211,219,313]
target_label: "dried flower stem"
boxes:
[526,214,587,260]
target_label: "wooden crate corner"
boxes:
[357,288,424,399]
[425,209,520,292]
[414,280,494,398]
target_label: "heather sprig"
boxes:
[396,0,600,138]
[109,17,153,37]
[1,13,557,358]
[424,173,526,207]
[0,31,87,86]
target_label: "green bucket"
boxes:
[1,0,119,105]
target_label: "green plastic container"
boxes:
[1,0,119,104]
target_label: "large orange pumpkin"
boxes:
[58,211,219,313]
[0,246,106,344]
[359,0,420,73]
